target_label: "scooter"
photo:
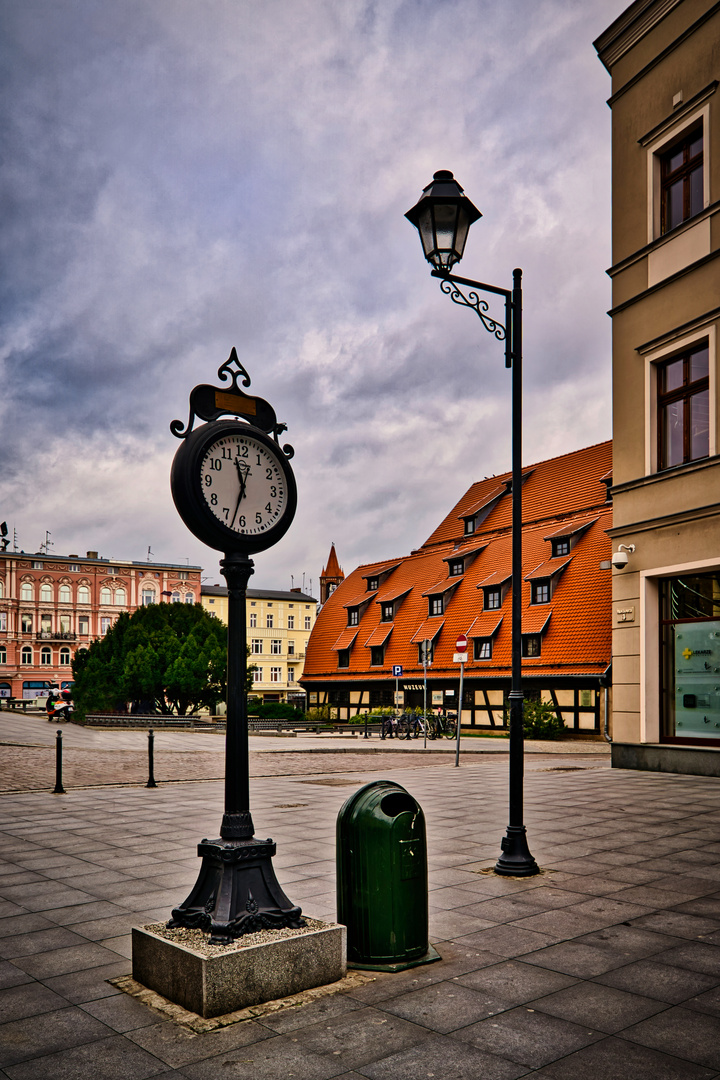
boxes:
[46,691,74,722]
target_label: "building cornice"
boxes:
[607,201,720,279]
[608,246,720,317]
[594,0,683,73]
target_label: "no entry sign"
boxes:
[455,634,468,651]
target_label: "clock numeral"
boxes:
[237,446,248,458]
[256,454,262,464]
[270,486,277,497]
[210,493,218,506]
[204,475,212,487]
[223,507,229,519]
[266,468,273,480]
[239,515,246,528]
[210,459,222,471]
[265,502,272,513]
[255,512,262,524]
[222,447,232,459]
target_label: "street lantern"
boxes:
[406,172,538,877]
[404,170,482,271]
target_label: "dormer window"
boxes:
[429,595,444,616]
[370,645,385,666]
[552,538,570,557]
[381,602,394,622]
[366,577,379,592]
[484,587,502,610]
[338,649,350,668]
[348,608,359,626]
[531,580,551,604]
[449,559,464,577]
[464,517,476,536]
[522,635,541,658]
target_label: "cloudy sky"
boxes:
[1,0,622,593]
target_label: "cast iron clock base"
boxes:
[167,836,304,945]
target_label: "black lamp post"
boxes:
[406,171,538,877]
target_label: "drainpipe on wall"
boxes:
[600,664,612,743]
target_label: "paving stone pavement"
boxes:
[0,720,718,1078]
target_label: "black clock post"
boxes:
[167,351,303,944]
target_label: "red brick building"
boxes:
[0,550,201,700]
[302,442,613,732]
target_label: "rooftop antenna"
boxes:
[290,574,294,589]
[302,571,306,592]
[147,546,154,561]
[13,528,18,552]
[40,530,53,554]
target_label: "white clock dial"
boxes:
[199,433,288,536]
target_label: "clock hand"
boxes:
[230,460,250,529]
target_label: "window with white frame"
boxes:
[266,614,273,628]
[78,616,89,636]
[304,616,311,630]
[101,617,112,634]
[78,585,90,604]
[115,587,127,605]
[184,593,194,603]
[59,584,71,603]
[40,584,52,602]
[21,614,32,633]
[171,591,181,603]
[100,587,112,604]
[250,613,257,627]
[0,613,5,632]
[21,646,32,665]
[287,615,294,629]
[142,589,155,606]
[270,667,282,682]
[20,582,33,601]
[287,640,295,655]
[474,638,492,660]
[0,580,3,598]
[40,647,52,666]
[59,648,71,666]
[59,615,70,635]
[251,639,263,654]
[0,647,5,664]
[252,667,263,683]
[271,640,282,654]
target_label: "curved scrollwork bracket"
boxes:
[438,278,506,342]
[170,347,294,457]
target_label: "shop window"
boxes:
[660,124,703,234]
[474,638,492,660]
[661,571,720,742]
[658,342,709,469]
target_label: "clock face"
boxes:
[200,432,287,537]
[171,420,297,554]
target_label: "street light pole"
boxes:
[406,171,538,877]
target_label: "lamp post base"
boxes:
[494,825,539,877]
[168,837,304,945]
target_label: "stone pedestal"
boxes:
[132,922,346,1019]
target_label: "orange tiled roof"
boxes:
[303,441,612,685]
[364,625,393,648]
[524,557,572,581]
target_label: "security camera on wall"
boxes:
[611,544,635,570]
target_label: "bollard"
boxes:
[146,729,158,788]
[53,729,66,794]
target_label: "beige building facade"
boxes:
[201,586,317,704]
[595,0,720,769]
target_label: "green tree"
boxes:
[72,603,227,716]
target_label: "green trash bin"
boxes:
[336,780,440,971]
